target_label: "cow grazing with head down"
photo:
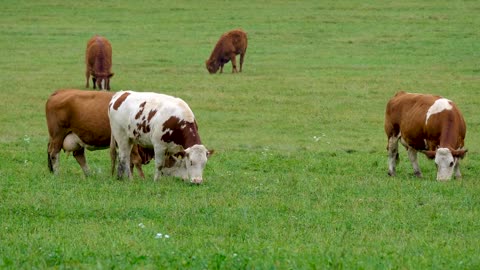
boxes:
[85,35,114,90]
[46,89,153,177]
[384,91,467,181]
[108,90,213,183]
[206,29,247,74]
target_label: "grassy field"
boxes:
[1,0,480,268]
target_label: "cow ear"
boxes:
[109,73,114,78]
[207,149,214,158]
[423,150,436,159]
[452,149,467,159]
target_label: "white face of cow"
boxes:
[184,145,210,184]
[435,148,456,181]
[161,145,211,184]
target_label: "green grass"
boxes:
[1,0,480,268]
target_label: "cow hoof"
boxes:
[414,171,423,178]
[388,171,396,177]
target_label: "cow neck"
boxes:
[439,112,460,150]
[95,39,106,73]
[182,122,202,149]
[161,117,202,149]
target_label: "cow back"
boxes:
[86,35,113,75]
[46,89,114,147]
[208,29,247,62]
[385,91,466,150]
[109,91,201,150]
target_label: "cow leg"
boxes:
[48,139,64,174]
[239,52,245,72]
[387,136,400,176]
[454,161,462,179]
[153,144,167,181]
[117,141,133,180]
[230,53,238,73]
[407,148,423,178]
[73,148,90,176]
[130,146,145,178]
[92,77,97,90]
[219,64,224,74]
[110,137,117,177]
[134,164,146,179]
[48,143,60,174]
[85,69,90,88]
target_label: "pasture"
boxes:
[1,0,480,268]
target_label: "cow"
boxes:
[205,29,247,74]
[384,91,467,181]
[85,35,114,90]
[108,90,213,183]
[46,89,153,177]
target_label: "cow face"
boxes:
[162,145,213,184]
[185,145,213,184]
[205,60,218,74]
[424,148,467,181]
[94,73,114,90]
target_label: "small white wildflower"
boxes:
[138,223,145,228]
[164,234,170,238]
[155,233,163,239]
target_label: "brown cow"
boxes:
[384,91,467,181]
[85,35,114,90]
[46,89,153,177]
[205,29,247,74]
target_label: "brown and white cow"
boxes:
[108,90,213,183]
[384,91,467,181]
[85,35,114,90]
[205,29,247,74]
[46,89,153,176]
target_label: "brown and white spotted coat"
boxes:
[384,91,467,181]
[108,90,213,183]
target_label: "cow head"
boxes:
[162,145,214,184]
[205,59,219,74]
[423,148,467,181]
[94,72,114,90]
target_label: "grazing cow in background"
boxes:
[46,89,153,177]
[109,90,213,183]
[384,91,467,181]
[85,35,114,90]
[206,29,247,74]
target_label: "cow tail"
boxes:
[110,134,117,176]
[47,142,53,173]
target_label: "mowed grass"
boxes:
[1,0,480,268]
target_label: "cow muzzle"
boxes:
[436,168,454,181]
[190,177,203,184]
